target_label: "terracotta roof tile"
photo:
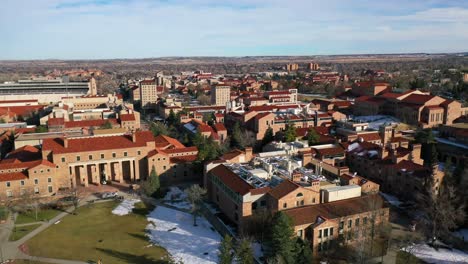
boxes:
[268,180,299,199]
[210,164,253,196]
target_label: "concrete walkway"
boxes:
[0,194,117,264]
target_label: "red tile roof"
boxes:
[0,172,28,182]
[268,180,300,199]
[42,131,154,154]
[154,135,185,149]
[120,114,136,122]
[356,132,381,142]
[47,117,65,126]
[284,194,386,226]
[213,123,227,132]
[210,164,253,196]
[0,159,55,170]
[401,94,435,105]
[64,119,118,128]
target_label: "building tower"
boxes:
[211,85,231,106]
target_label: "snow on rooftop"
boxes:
[352,115,401,130]
[146,206,221,264]
[380,192,402,207]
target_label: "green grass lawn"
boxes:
[13,260,52,264]
[27,201,170,264]
[9,224,42,241]
[15,209,61,225]
[0,206,8,221]
[396,251,424,264]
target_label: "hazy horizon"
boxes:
[1,0,468,60]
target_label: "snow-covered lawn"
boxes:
[352,115,401,130]
[453,228,468,242]
[380,192,402,207]
[163,187,191,210]
[147,206,221,264]
[111,198,140,216]
[404,243,468,264]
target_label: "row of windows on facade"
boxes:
[62,151,142,162]
[6,177,52,187]
[6,185,54,197]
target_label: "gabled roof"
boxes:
[154,135,185,149]
[401,94,435,105]
[268,180,300,199]
[3,145,41,162]
[284,194,386,226]
[210,164,253,196]
[120,114,136,122]
[42,131,154,154]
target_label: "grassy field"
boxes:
[13,260,51,264]
[15,209,61,225]
[0,206,8,221]
[396,251,424,264]
[27,201,170,264]
[9,224,42,241]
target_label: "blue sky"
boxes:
[1,0,468,59]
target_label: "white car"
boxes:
[101,192,118,199]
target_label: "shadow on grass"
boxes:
[96,247,170,264]
[127,232,150,242]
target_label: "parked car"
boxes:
[56,196,79,209]
[101,192,118,199]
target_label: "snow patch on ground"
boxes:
[163,187,191,210]
[404,243,468,264]
[252,242,265,262]
[112,199,140,216]
[352,115,401,130]
[453,228,468,242]
[380,192,402,207]
[147,206,221,264]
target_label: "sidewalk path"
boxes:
[0,194,114,263]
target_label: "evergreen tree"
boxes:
[294,238,313,264]
[267,212,296,263]
[230,122,244,149]
[141,165,160,197]
[236,239,254,264]
[284,122,297,143]
[167,109,177,126]
[218,234,234,264]
[305,127,320,146]
[261,127,274,147]
[99,120,113,129]
[150,122,169,136]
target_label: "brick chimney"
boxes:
[244,147,253,162]
[132,132,137,142]
[63,138,68,148]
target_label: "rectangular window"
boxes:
[318,229,322,238]
[283,202,287,209]
[48,185,53,193]
[89,154,93,160]
[61,157,66,163]
[124,152,128,157]
[324,229,328,237]
[112,153,116,158]
[339,221,344,230]
[355,218,360,227]
[34,187,39,194]
[101,153,105,159]
[48,177,52,183]
[330,227,334,236]
[6,182,10,187]
[348,219,352,228]
[20,180,25,186]
[363,217,368,225]
[34,179,39,185]
[76,156,81,161]
[6,190,13,198]
[298,229,303,237]
[137,151,141,155]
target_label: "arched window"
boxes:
[296,193,303,197]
